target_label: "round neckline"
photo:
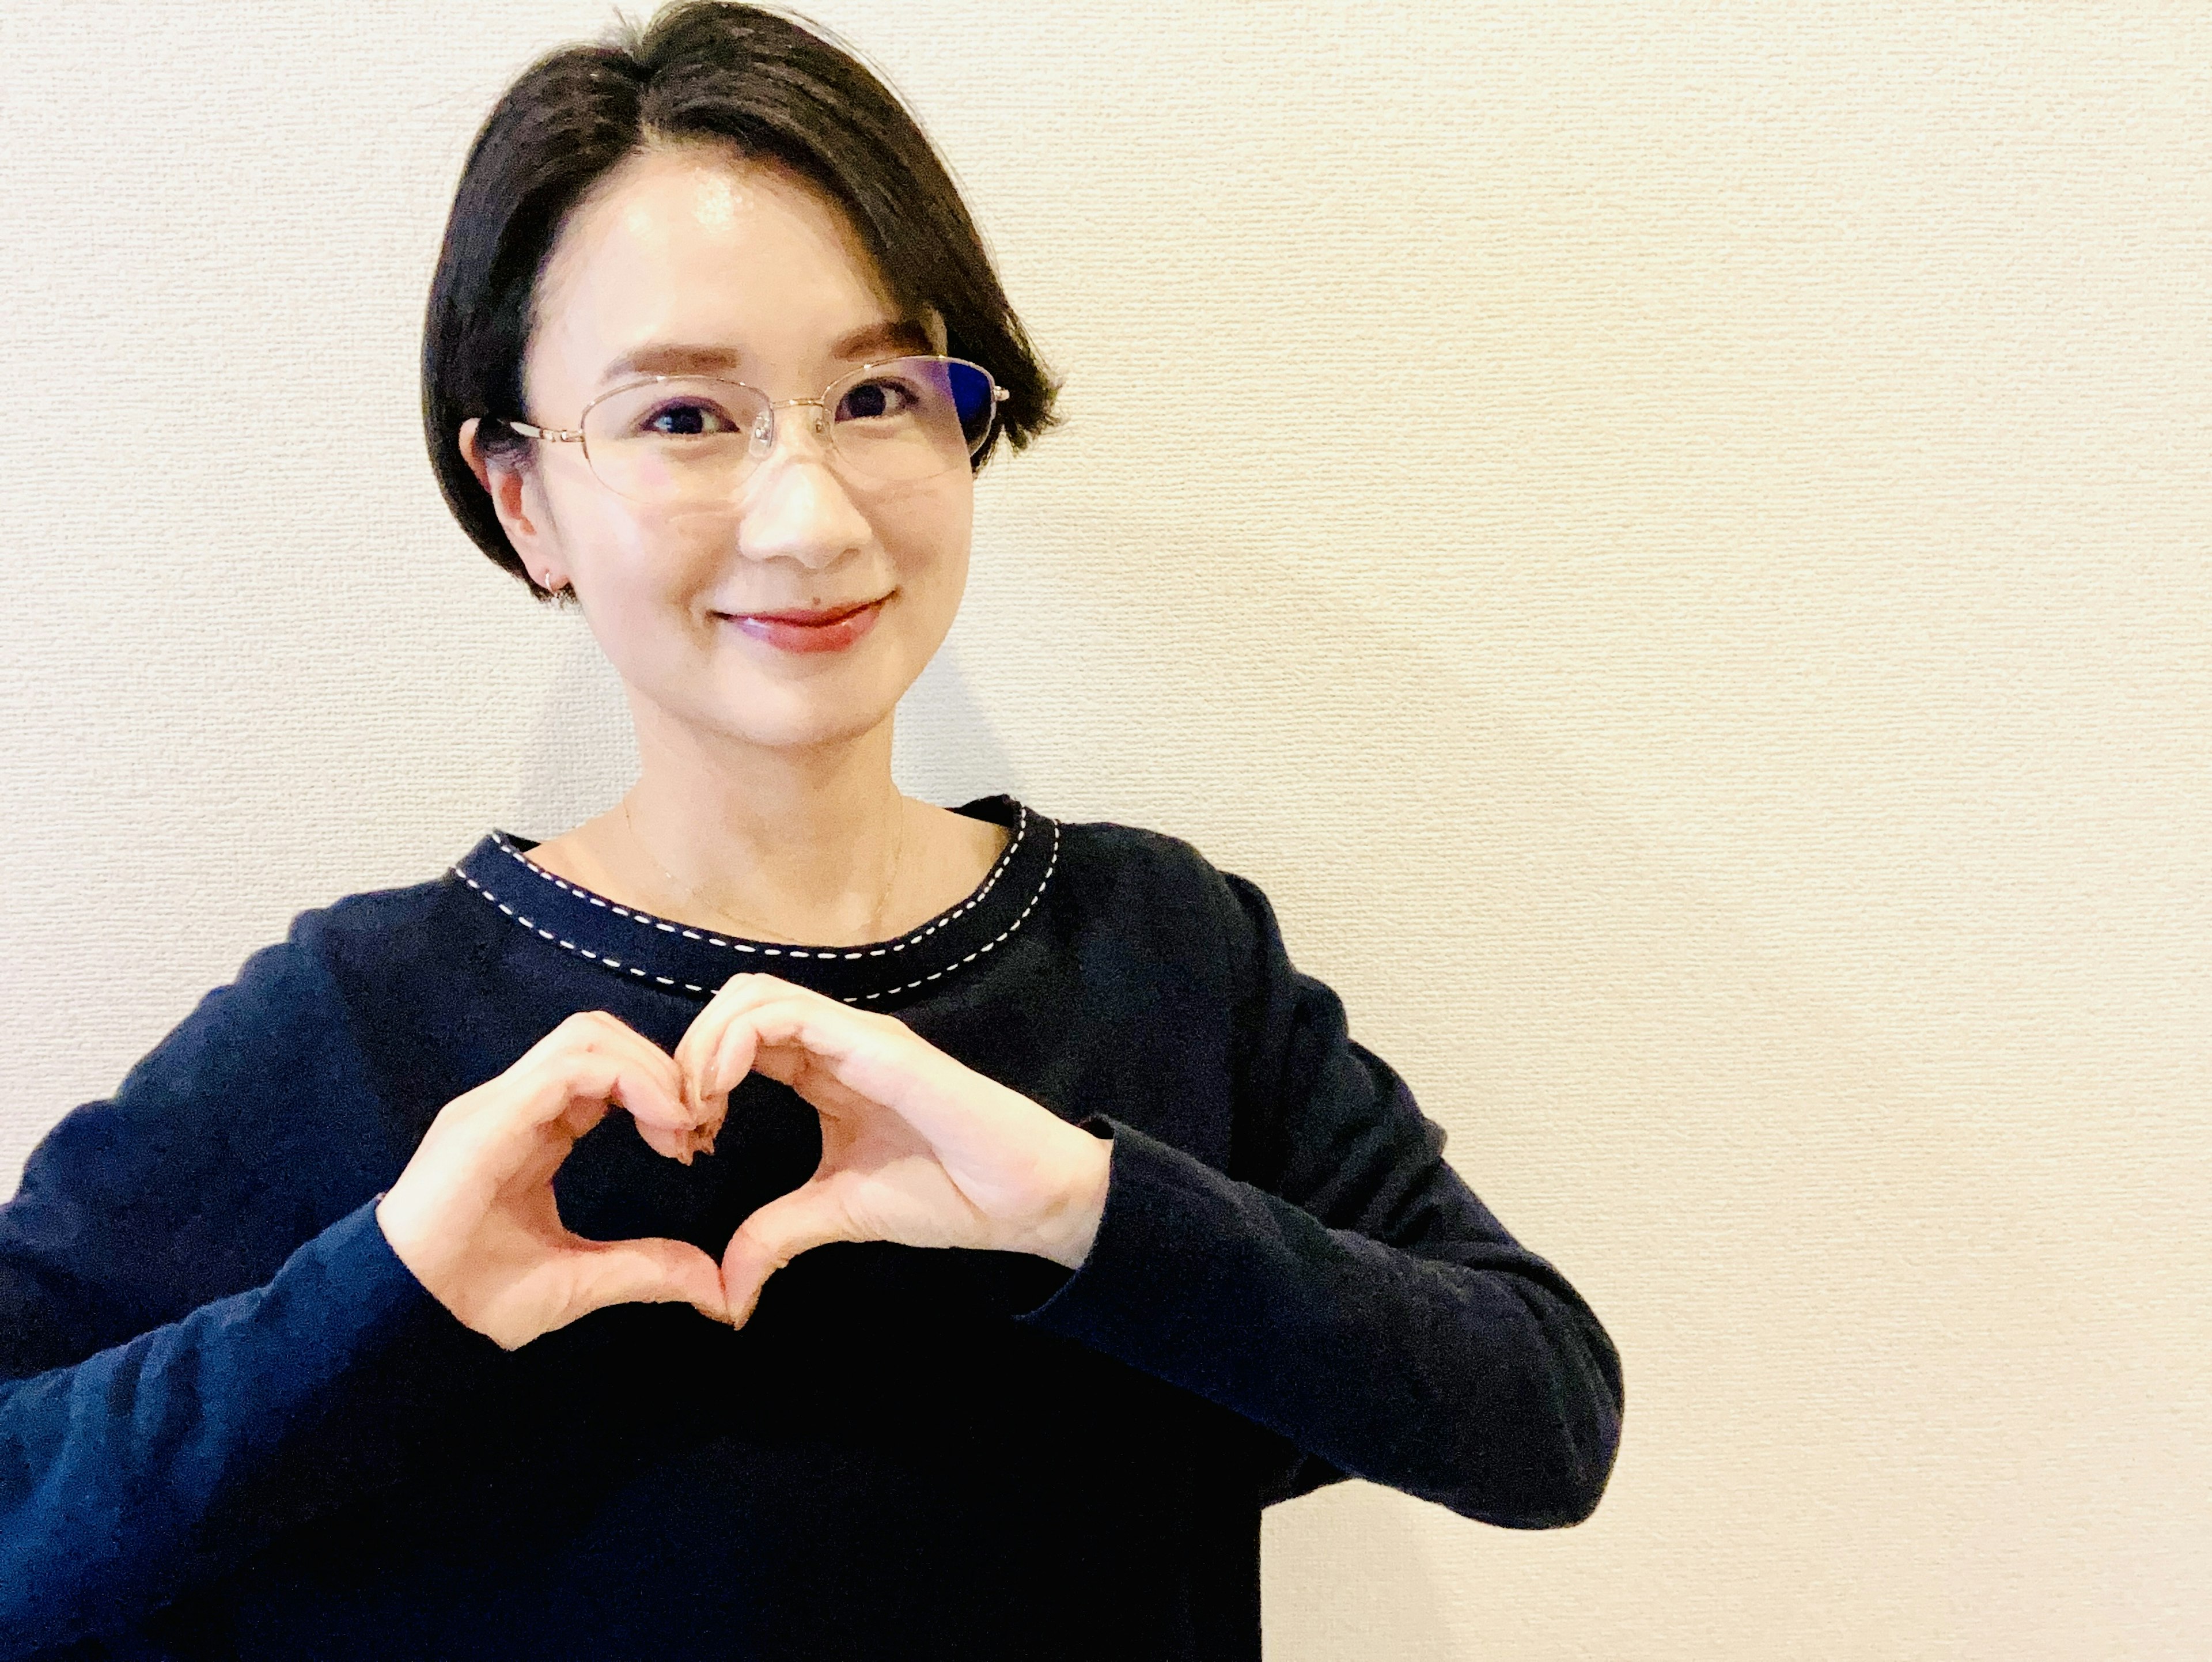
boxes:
[447,792,1059,1006]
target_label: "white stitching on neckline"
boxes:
[485,804,1027,957]
[446,813,1057,1005]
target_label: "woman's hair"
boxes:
[422,0,1065,604]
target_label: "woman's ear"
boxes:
[459,417,552,567]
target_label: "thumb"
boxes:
[563,1235,732,1327]
[721,1182,857,1328]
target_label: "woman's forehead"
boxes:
[530,145,902,384]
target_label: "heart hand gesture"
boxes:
[377,977,1111,1349]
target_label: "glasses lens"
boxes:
[581,377,768,505]
[825,357,999,484]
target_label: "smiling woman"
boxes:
[420,2,1062,952]
[0,3,1622,1659]
[444,139,1020,948]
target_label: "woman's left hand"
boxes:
[673,973,1111,1327]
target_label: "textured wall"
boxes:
[2,2,2206,1655]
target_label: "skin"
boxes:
[376,139,1109,1347]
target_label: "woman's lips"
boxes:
[719,597,887,655]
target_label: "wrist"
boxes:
[1031,1122,1112,1270]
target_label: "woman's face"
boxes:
[476,142,975,753]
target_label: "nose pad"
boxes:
[747,402,834,467]
[736,402,863,540]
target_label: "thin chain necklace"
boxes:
[620,794,908,946]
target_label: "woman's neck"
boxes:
[615,720,912,944]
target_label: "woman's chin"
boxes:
[698,678,904,751]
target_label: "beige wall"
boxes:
[2,2,2206,1655]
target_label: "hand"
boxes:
[376,1010,729,1351]
[675,973,1112,1328]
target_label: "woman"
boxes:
[0,3,1622,1656]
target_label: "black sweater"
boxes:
[0,794,1623,1659]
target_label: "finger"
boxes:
[634,1116,705,1165]
[715,998,965,1135]
[721,1183,857,1328]
[562,1235,731,1326]
[552,1051,692,1135]
[593,1021,706,1130]
[435,1054,681,1190]
[708,1014,763,1103]
[521,1046,705,1167]
[671,1001,722,1103]
[751,1002,1050,1186]
[581,1010,700,1111]
[677,971,785,1101]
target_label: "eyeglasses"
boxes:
[505,356,1009,506]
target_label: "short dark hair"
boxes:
[422,1,1066,604]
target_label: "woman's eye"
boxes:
[837,377,919,422]
[642,400,741,438]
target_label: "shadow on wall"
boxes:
[499,618,1027,840]
[502,622,639,842]
[891,642,1029,809]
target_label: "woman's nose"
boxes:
[734,402,873,567]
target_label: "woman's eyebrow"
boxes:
[597,319,933,387]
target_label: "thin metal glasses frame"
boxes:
[503,355,1011,484]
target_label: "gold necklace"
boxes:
[620,794,908,945]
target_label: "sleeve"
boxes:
[0,924,509,1660]
[1014,866,1624,1530]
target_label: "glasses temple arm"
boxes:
[505,418,584,442]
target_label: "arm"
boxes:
[1015,868,1623,1529]
[0,927,506,1659]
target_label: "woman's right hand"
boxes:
[374,1010,730,1351]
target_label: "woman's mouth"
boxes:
[718,597,887,655]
